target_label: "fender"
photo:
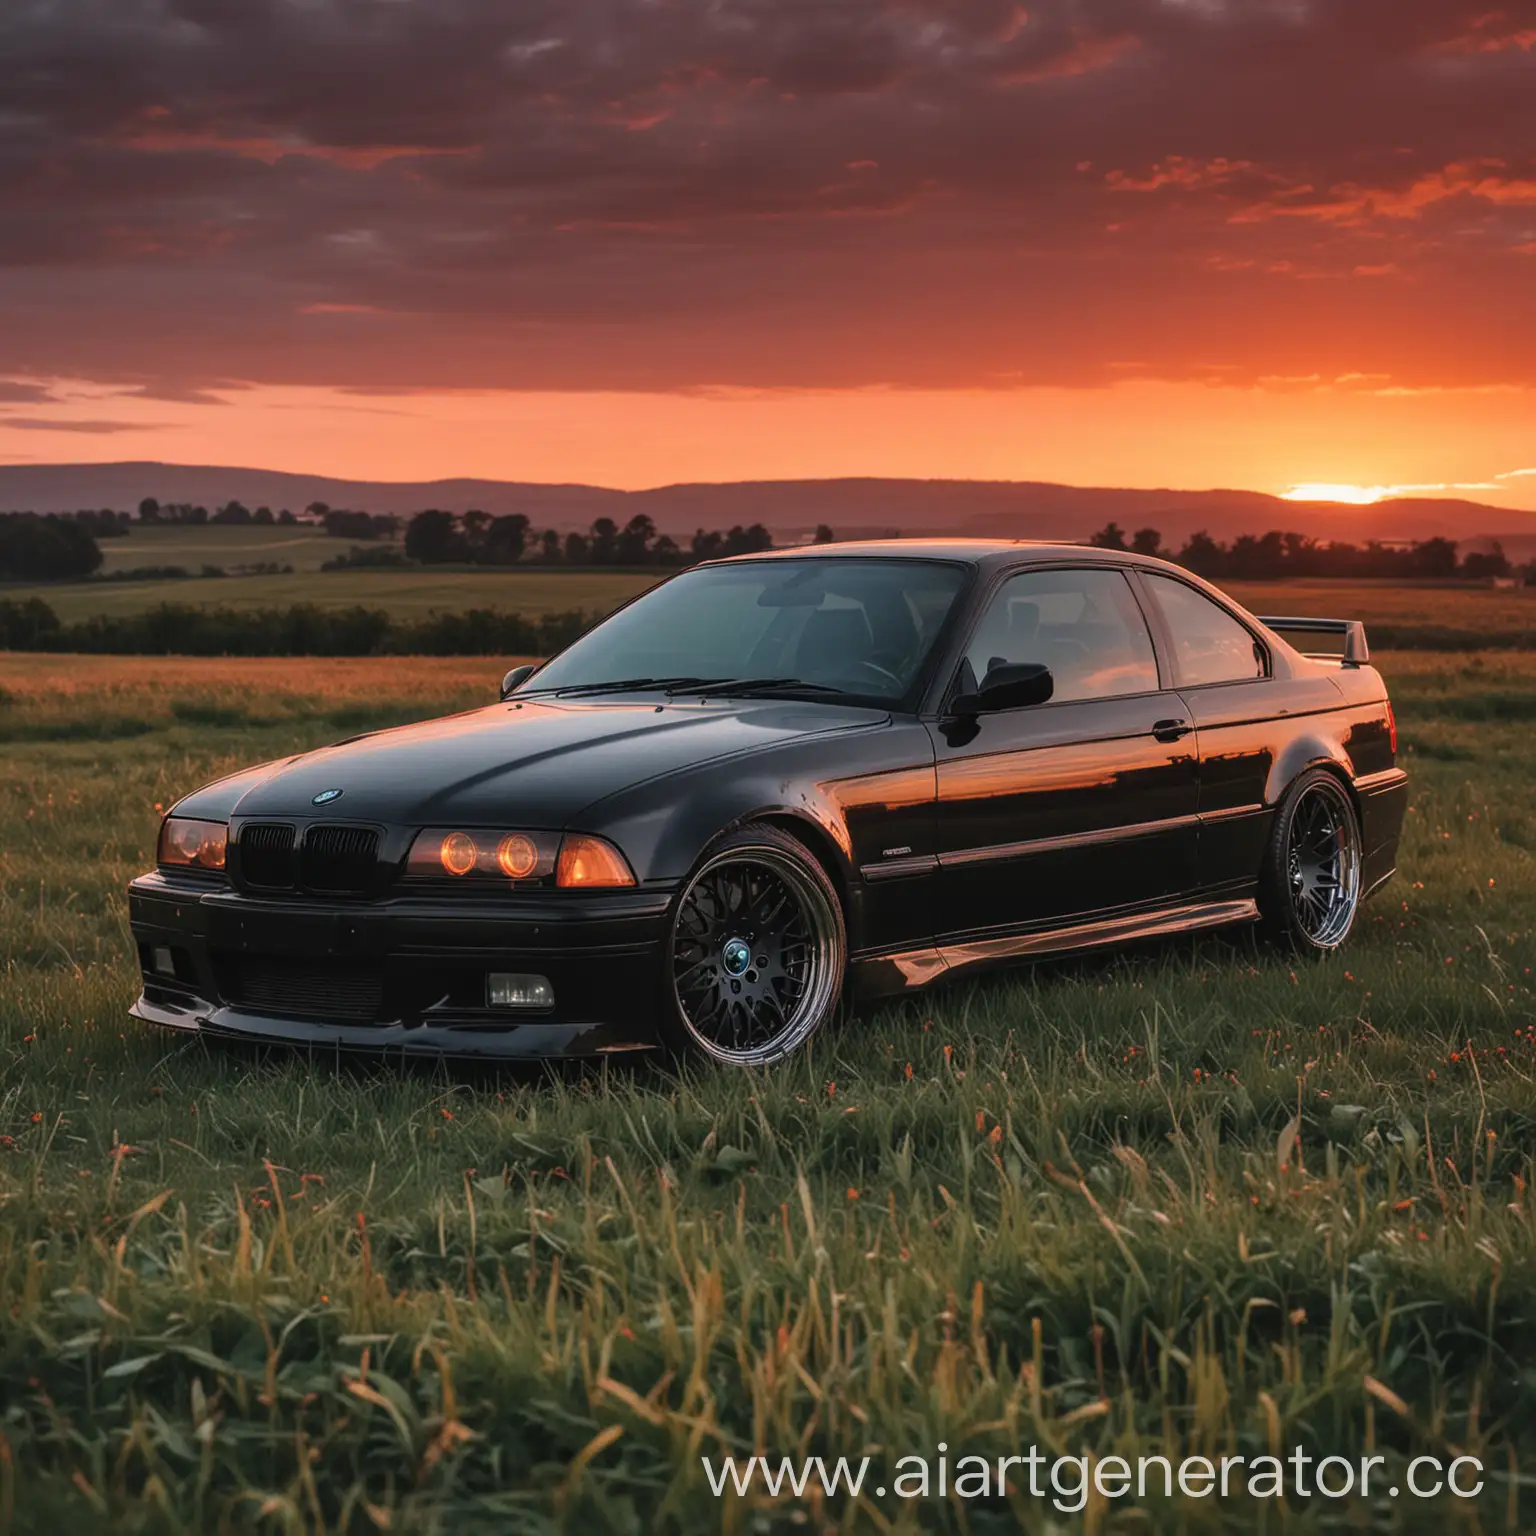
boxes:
[1263,729,1355,808]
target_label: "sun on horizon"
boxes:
[1280,483,1394,505]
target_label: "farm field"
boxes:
[3,548,1532,643]
[94,523,341,575]
[5,565,659,624]
[1221,578,1536,645]
[0,650,1533,1530]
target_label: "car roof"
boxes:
[707,537,1153,571]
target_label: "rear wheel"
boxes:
[662,825,846,1066]
[1258,769,1362,953]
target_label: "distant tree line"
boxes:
[0,596,598,657]
[0,513,108,580]
[402,509,775,567]
[3,591,1532,656]
[1087,523,1524,583]
[137,497,297,526]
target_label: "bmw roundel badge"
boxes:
[312,788,344,805]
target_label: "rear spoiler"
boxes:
[1258,615,1370,666]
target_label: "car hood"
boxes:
[182,696,890,827]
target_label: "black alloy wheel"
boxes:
[664,825,845,1065]
[1259,768,1363,953]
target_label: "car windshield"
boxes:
[521,557,969,704]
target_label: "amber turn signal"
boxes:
[556,834,636,888]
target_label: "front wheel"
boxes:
[661,825,846,1066]
[1258,769,1363,953]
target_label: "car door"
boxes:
[925,564,1200,944]
[1133,570,1349,891]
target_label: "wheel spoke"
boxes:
[1284,784,1360,945]
[670,848,838,1062]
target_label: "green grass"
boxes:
[93,524,340,575]
[1223,580,1536,648]
[4,566,658,624]
[0,651,1533,1532]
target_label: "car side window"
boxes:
[1141,573,1267,687]
[961,568,1159,703]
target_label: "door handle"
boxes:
[1153,717,1193,742]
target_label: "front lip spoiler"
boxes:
[131,991,657,1060]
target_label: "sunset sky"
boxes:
[1,0,1533,505]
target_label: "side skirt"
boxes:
[851,897,1260,1000]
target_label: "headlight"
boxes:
[157,816,228,872]
[403,829,636,888]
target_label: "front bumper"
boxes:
[127,873,673,1058]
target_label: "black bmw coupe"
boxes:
[130,541,1407,1066]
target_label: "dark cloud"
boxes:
[0,0,1531,391]
[0,417,163,433]
[0,381,58,403]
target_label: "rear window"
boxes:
[1142,574,1267,687]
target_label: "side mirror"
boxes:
[500,664,536,700]
[949,662,1053,716]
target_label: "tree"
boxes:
[652,533,681,563]
[564,531,590,563]
[1462,541,1510,581]
[587,517,618,564]
[539,528,562,562]
[1130,527,1163,558]
[404,509,457,564]
[305,501,330,520]
[461,509,492,552]
[484,513,530,565]
[212,500,252,524]
[278,508,296,524]
[813,524,835,544]
[254,506,274,525]
[1177,530,1224,576]
[1088,521,1128,551]
[691,528,723,562]
[0,514,104,580]
[1404,537,1458,579]
[616,513,655,564]
[138,496,160,523]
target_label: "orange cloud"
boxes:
[1429,12,1536,53]
[113,128,476,170]
[1235,160,1536,224]
[1105,156,1256,193]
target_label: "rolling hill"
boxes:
[2,461,1533,554]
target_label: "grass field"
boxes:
[6,566,657,624]
[1,650,1533,1531]
[5,542,1534,643]
[94,524,342,576]
[1222,579,1536,645]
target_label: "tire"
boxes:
[1257,768,1363,954]
[661,824,847,1067]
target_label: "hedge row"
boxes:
[0,596,1531,657]
[0,598,600,657]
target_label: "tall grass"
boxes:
[0,651,1532,1532]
